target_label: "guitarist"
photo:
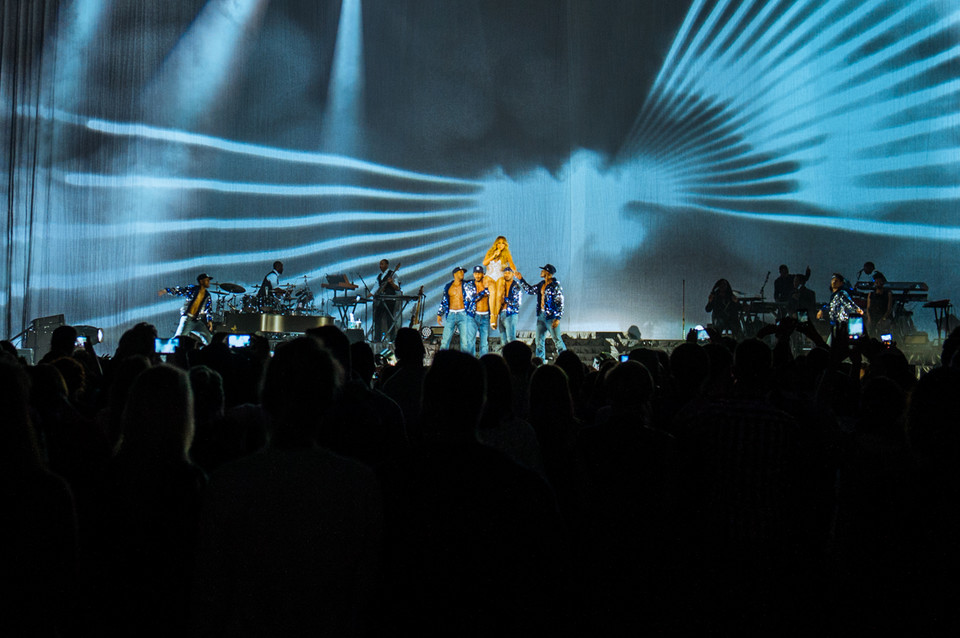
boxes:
[374,259,402,341]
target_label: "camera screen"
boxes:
[227,334,251,348]
[154,337,179,354]
[847,316,864,339]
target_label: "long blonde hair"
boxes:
[484,236,515,269]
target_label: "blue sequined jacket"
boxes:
[500,280,522,316]
[463,280,490,316]
[827,289,860,324]
[165,285,213,323]
[518,277,563,320]
[437,279,466,318]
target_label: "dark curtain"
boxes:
[1,0,58,340]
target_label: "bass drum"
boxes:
[240,295,261,314]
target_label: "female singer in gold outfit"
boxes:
[482,236,517,329]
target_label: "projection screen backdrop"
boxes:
[2,0,959,348]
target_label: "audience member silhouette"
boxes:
[378,349,571,636]
[0,358,79,637]
[350,340,377,387]
[186,365,240,474]
[100,364,206,636]
[940,325,960,367]
[477,353,545,475]
[27,363,109,550]
[0,339,19,358]
[192,337,383,637]
[577,360,679,633]
[50,355,87,409]
[554,349,587,417]
[900,366,960,633]
[832,375,914,633]
[379,327,428,440]
[663,341,710,425]
[528,364,589,532]
[39,324,79,365]
[111,322,159,365]
[95,354,151,454]
[674,338,806,634]
[189,338,265,410]
[501,339,534,419]
[308,325,407,467]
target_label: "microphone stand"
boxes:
[759,271,771,302]
[357,272,374,340]
[356,272,371,297]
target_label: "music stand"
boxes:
[321,274,363,326]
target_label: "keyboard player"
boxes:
[854,277,929,340]
[866,272,894,336]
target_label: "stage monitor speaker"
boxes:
[345,328,365,344]
[23,314,65,361]
[596,331,623,341]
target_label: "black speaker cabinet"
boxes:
[23,314,65,361]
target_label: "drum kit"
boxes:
[208,273,426,339]
[210,276,321,324]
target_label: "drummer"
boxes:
[257,261,284,299]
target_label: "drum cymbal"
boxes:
[218,282,245,293]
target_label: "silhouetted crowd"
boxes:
[3,320,960,636]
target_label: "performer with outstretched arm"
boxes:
[517,263,566,361]
[158,272,214,345]
[818,272,863,340]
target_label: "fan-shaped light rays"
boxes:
[621,0,960,226]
